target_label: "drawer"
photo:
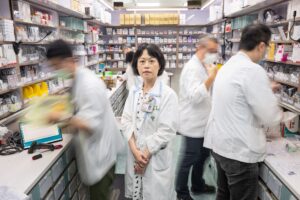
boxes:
[78,183,89,200]
[44,190,55,200]
[53,176,66,200]
[258,181,266,200]
[264,191,276,200]
[39,170,53,198]
[71,192,78,200]
[267,171,282,199]
[280,185,298,200]
[65,145,75,164]
[69,176,78,198]
[68,161,77,181]
[52,157,65,182]
[259,163,269,184]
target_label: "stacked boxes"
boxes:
[120,13,179,25]
[0,19,15,41]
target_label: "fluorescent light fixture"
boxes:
[136,2,161,7]
[127,8,188,11]
[99,0,114,11]
[201,0,215,10]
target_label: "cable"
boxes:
[13,31,53,55]
[0,131,23,156]
[289,11,300,43]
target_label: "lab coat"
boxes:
[204,52,283,163]
[121,80,178,200]
[179,55,211,138]
[124,63,139,90]
[71,68,124,185]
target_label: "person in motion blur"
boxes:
[46,39,124,200]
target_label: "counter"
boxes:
[0,81,128,199]
[259,138,300,200]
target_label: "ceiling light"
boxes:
[136,3,161,7]
[201,0,215,10]
[127,8,188,11]
[99,0,114,11]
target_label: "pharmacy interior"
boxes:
[0,0,300,200]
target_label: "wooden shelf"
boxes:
[279,101,300,114]
[23,0,89,19]
[271,40,295,44]
[14,19,57,29]
[22,76,56,87]
[0,87,19,95]
[273,79,298,88]
[59,26,84,33]
[0,41,14,44]
[0,63,18,69]
[225,0,289,18]
[263,59,300,66]
[106,59,124,62]
[179,33,203,36]
[137,34,174,37]
[19,60,44,66]
[178,42,196,45]
[265,20,289,27]
[105,68,126,72]
[105,50,123,53]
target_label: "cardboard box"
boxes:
[145,14,150,24]
[129,14,135,25]
[124,14,130,25]
[120,14,125,25]
[135,14,142,25]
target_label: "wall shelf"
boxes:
[279,101,300,114]
[225,0,290,18]
[264,59,300,67]
[14,19,57,29]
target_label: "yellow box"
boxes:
[120,14,125,25]
[267,42,276,60]
[129,14,135,24]
[124,14,130,25]
[135,14,142,25]
[145,14,150,24]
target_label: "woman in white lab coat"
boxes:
[121,43,178,200]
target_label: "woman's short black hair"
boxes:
[132,43,165,76]
[239,24,271,51]
[125,51,134,63]
[46,39,73,59]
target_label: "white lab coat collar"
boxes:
[133,78,163,97]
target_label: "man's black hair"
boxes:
[239,24,272,51]
[132,43,165,76]
[46,39,73,59]
[125,51,134,64]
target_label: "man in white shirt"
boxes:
[176,35,219,200]
[204,24,283,200]
[46,40,124,200]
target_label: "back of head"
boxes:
[125,51,134,64]
[46,39,73,60]
[239,24,271,51]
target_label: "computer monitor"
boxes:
[19,123,63,149]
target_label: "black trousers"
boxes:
[175,136,210,198]
[212,152,259,200]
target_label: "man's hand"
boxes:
[47,111,63,124]
[206,64,219,79]
[271,81,282,93]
